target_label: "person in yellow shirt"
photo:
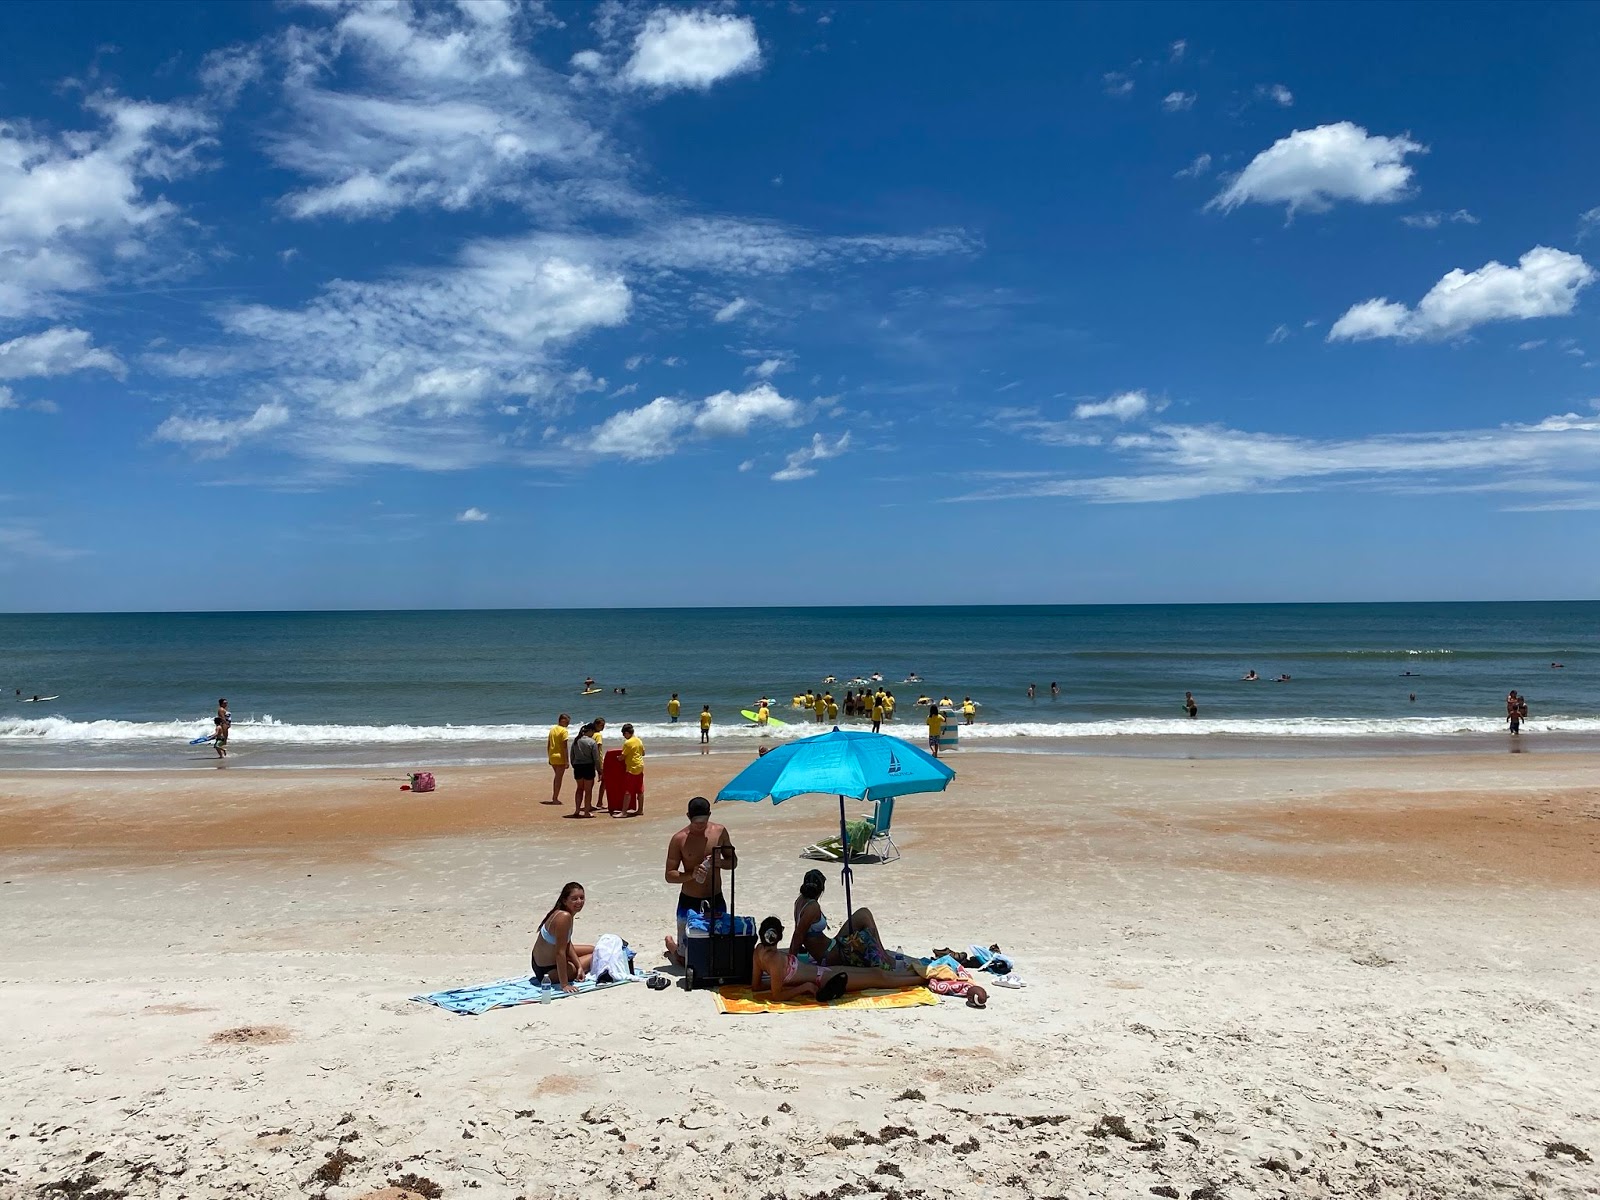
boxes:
[667,694,681,722]
[591,716,608,810]
[699,704,712,754]
[757,701,770,727]
[812,692,826,723]
[546,713,571,806]
[825,694,838,723]
[870,696,884,733]
[883,691,896,720]
[927,706,946,757]
[962,696,976,725]
[620,722,645,815]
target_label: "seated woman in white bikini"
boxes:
[791,869,892,968]
[531,882,594,994]
[751,917,921,1003]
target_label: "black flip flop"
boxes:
[816,972,849,1003]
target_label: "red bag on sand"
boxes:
[409,772,436,793]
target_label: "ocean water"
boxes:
[1,603,1596,768]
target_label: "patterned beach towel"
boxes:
[714,985,938,1015]
[413,974,639,1015]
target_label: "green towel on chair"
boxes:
[802,817,873,861]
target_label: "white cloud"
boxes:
[772,431,849,481]
[1259,83,1294,107]
[585,383,801,460]
[155,401,291,451]
[570,49,604,73]
[456,506,489,522]
[0,327,125,379]
[1073,390,1152,421]
[747,356,787,379]
[1517,339,1547,351]
[0,93,213,318]
[1169,40,1187,62]
[1102,72,1134,97]
[1401,209,1479,230]
[713,296,750,323]
[587,396,691,460]
[956,410,1600,506]
[622,10,761,90]
[1174,153,1212,179]
[1267,324,1291,344]
[269,2,623,221]
[1328,246,1596,343]
[0,386,16,410]
[1211,122,1423,216]
[1162,91,1195,113]
[693,383,800,436]
[1577,206,1600,242]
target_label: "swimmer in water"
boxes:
[1241,670,1259,682]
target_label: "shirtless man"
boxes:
[663,796,738,965]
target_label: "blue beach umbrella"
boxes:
[716,728,955,934]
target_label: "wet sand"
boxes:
[2,751,1598,1199]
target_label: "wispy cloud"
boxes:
[1102,72,1134,98]
[772,430,850,481]
[0,523,84,562]
[1577,206,1600,243]
[954,406,1600,507]
[456,507,489,522]
[1162,91,1195,113]
[1174,153,1212,180]
[1400,209,1479,230]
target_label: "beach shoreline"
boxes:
[4,751,1599,1198]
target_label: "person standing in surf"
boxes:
[699,704,712,754]
[214,698,231,758]
[1184,691,1198,719]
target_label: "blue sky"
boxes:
[3,0,1599,611]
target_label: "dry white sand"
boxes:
[3,750,1600,1200]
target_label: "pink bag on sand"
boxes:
[409,772,436,793]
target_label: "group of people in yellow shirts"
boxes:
[544,712,654,817]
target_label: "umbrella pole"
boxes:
[839,794,854,936]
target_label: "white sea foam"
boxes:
[4,713,1599,746]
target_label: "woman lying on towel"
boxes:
[532,882,594,994]
[752,917,922,1003]
[791,869,893,969]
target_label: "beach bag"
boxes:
[409,772,436,793]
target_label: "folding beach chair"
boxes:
[801,801,900,863]
[865,796,900,863]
